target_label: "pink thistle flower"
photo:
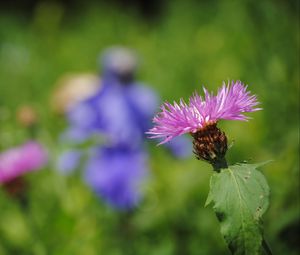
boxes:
[0,141,48,184]
[147,81,261,144]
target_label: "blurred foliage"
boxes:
[0,0,299,254]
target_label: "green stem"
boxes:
[262,237,273,255]
[212,157,228,172]
[117,211,135,255]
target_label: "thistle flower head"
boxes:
[0,141,48,184]
[147,81,261,144]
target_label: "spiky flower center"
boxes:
[191,123,228,171]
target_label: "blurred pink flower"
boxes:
[0,141,48,183]
[147,81,261,144]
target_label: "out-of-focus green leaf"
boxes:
[206,163,270,255]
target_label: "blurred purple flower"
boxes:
[0,141,48,183]
[56,150,82,175]
[85,147,148,210]
[57,47,192,210]
[165,136,192,158]
[147,81,261,144]
[64,79,159,148]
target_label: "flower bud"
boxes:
[191,123,228,171]
[17,105,38,128]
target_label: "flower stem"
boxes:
[212,157,228,172]
[117,211,135,254]
[262,237,273,255]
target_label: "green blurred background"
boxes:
[0,0,299,254]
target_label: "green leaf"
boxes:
[206,163,270,255]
